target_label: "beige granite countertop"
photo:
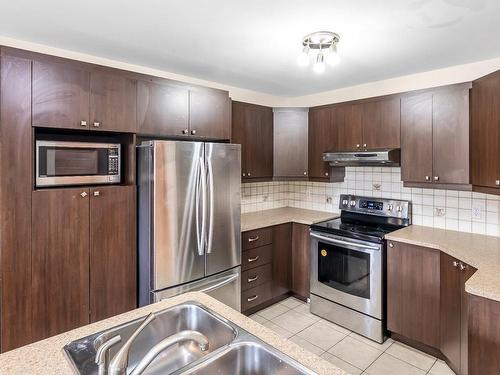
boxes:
[242,207,339,232]
[386,225,500,302]
[0,292,347,375]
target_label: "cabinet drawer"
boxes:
[242,245,272,271]
[242,282,272,311]
[242,227,273,250]
[241,264,272,291]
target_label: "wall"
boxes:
[242,167,500,237]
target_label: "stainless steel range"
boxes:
[309,194,411,343]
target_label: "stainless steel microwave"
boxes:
[35,140,121,187]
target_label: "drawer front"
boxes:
[242,245,272,271]
[242,282,272,311]
[242,227,273,250]
[241,264,272,291]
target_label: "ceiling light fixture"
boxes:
[298,31,340,73]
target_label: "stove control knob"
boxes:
[396,206,402,212]
[387,204,393,211]
[350,200,356,207]
[342,199,349,206]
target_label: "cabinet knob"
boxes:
[434,176,439,181]
[80,120,88,127]
[459,263,466,271]
[182,129,188,134]
[93,191,100,197]
[191,130,196,135]
[425,176,430,181]
[363,143,367,149]
[496,180,500,186]
[242,173,246,177]
[324,172,329,177]
[356,144,360,148]
[388,242,394,248]
[247,172,251,177]
[93,122,100,128]
[303,171,307,176]
[452,261,459,268]
[80,192,88,198]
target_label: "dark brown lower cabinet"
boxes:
[31,185,137,342]
[272,223,292,298]
[31,188,91,342]
[90,186,136,322]
[291,223,311,301]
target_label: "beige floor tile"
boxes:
[248,313,268,324]
[385,342,436,371]
[320,352,363,375]
[262,320,294,339]
[292,304,321,322]
[349,332,394,351]
[365,353,426,375]
[297,320,347,350]
[289,335,325,356]
[279,297,304,309]
[428,359,456,375]
[328,336,383,370]
[271,309,316,334]
[256,303,289,320]
[312,317,352,335]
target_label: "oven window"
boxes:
[39,147,108,177]
[317,241,370,299]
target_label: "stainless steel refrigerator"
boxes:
[138,140,241,310]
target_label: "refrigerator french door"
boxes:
[138,140,241,310]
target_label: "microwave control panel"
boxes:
[108,147,120,175]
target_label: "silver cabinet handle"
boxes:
[425,176,430,181]
[388,242,394,248]
[303,171,307,175]
[182,129,188,134]
[247,256,259,263]
[496,180,500,186]
[247,172,251,177]
[93,122,100,128]
[247,275,259,283]
[242,173,246,177]
[434,176,439,181]
[356,144,360,148]
[452,261,459,268]
[247,295,259,302]
[80,191,88,198]
[248,236,259,242]
[93,191,100,197]
[459,263,466,271]
[191,130,197,135]
[324,172,329,177]
[80,120,88,127]
[363,143,367,148]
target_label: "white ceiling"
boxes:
[1,0,499,96]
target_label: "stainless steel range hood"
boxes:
[323,149,400,167]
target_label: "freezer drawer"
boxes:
[153,267,241,311]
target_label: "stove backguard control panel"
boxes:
[340,194,411,220]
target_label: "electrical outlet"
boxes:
[326,196,333,204]
[434,208,446,217]
[472,206,482,219]
[373,183,381,191]
[263,195,269,202]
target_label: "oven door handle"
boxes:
[310,232,380,251]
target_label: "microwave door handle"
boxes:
[310,232,380,251]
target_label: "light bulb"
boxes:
[297,46,310,67]
[313,52,325,74]
[326,44,340,66]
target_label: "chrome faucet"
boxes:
[107,312,209,375]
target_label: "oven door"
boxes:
[310,230,383,318]
[36,140,120,187]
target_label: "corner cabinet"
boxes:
[471,70,500,193]
[31,185,136,341]
[401,83,471,187]
[232,101,273,181]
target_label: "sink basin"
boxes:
[64,302,237,375]
[179,342,315,375]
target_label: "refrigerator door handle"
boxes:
[206,156,215,254]
[199,156,208,255]
[195,158,204,256]
[197,273,239,294]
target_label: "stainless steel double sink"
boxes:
[64,302,316,375]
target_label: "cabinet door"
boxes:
[231,101,248,178]
[273,109,309,178]
[337,104,362,151]
[90,186,136,322]
[440,252,461,371]
[362,98,401,150]
[137,80,189,137]
[31,188,90,342]
[272,223,292,298]
[387,241,440,348]
[292,223,311,300]
[401,93,433,183]
[460,263,476,375]
[471,71,500,189]
[308,107,333,180]
[90,71,137,132]
[189,87,231,139]
[433,87,470,184]
[33,61,90,129]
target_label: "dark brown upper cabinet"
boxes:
[401,83,471,186]
[308,107,334,180]
[33,60,137,132]
[335,104,363,152]
[471,70,500,192]
[33,61,90,130]
[232,101,273,181]
[137,79,189,137]
[362,97,401,150]
[90,71,137,132]
[189,86,231,140]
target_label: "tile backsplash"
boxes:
[241,167,500,237]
